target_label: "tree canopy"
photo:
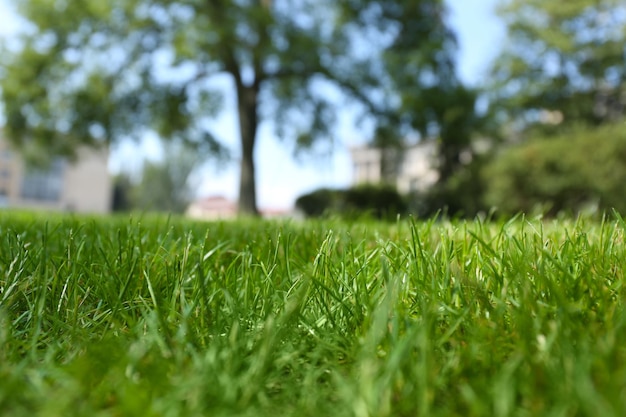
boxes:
[1,0,463,215]
[482,123,626,216]
[489,0,626,136]
[476,0,626,217]
[132,142,200,213]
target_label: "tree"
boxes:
[477,0,626,215]
[415,85,482,184]
[132,142,200,213]
[482,123,626,216]
[362,1,484,185]
[111,173,134,212]
[111,142,200,213]
[1,0,462,216]
[489,0,626,136]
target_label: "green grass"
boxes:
[0,211,625,416]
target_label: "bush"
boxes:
[294,188,341,218]
[295,184,407,220]
[409,156,489,218]
[482,122,626,216]
[342,184,408,219]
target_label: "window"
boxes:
[20,159,65,202]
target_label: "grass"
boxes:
[0,211,625,416]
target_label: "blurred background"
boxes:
[0,0,624,219]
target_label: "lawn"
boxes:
[0,211,625,416]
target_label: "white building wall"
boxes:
[0,137,111,213]
[62,147,112,213]
[350,141,439,194]
[350,146,383,184]
[396,142,439,194]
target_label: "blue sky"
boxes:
[0,0,506,210]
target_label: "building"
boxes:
[186,196,238,220]
[350,141,439,194]
[186,195,297,220]
[0,138,112,213]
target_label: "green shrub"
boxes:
[295,184,407,220]
[482,122,626,216]
[294,188,341,217]
[342,184,407,219]
[410,157,489,218]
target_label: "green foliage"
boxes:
[296,184,407,220]
[1,212,626,415]
[356,1,484,184]
[130,160,190,214]
[482,122,626,216]
[480,0,626,218]
[342,184,408,219]
[112,142,200,213]
[412,156,489,218]
[0,0,463,215]
[490,0,626,134]
[111,174,134,212]
[294,188,340,218]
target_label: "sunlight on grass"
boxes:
[0,211,625,416]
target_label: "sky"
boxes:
[0,0,506,210]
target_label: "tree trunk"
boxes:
[237,84,260,216]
